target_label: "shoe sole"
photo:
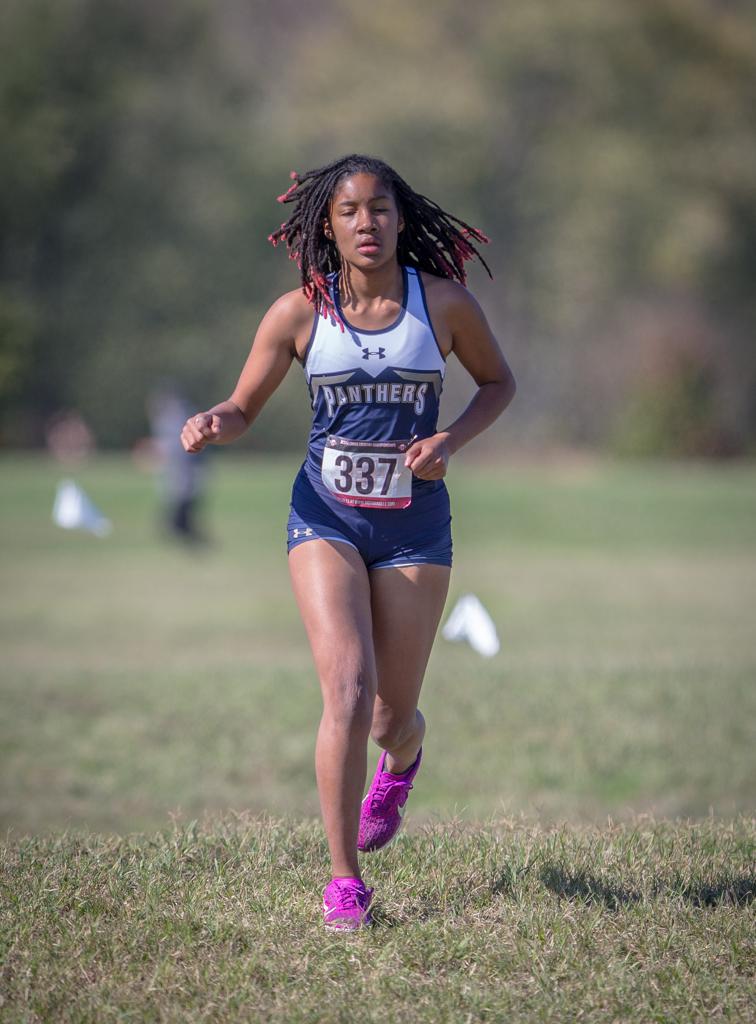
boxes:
[324,917,373,931]
[323,903,373,931]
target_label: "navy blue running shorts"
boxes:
[287,465,452,569]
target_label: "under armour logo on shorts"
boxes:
[362,347,386,360]
[291,527,314,538]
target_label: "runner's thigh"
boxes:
[289,539,377,699]
[369,564,451,714]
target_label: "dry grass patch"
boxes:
[1,815,753,1023]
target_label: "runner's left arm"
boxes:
[405,285,515,479]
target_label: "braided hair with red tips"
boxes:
[268,154,491,322]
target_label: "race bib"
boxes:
[321,435,413,509]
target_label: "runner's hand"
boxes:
[181,412,222,453]
[405,433,451,480]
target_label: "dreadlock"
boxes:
[268,154,491,322]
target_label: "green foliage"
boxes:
[611,356,725,457]
[0,290,36,404]
[0,0,282,445]
[1,0,755,451]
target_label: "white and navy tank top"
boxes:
[301,266,445,496]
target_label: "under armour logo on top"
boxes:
[292,527,314,538]
[362,347,386,360]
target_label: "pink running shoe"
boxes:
[322,877,374,931]
[358,748,422,852]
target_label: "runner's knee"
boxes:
[321,670,376,733]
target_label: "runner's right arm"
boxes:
[180,290,312,453]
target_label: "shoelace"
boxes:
[370,774,413,814]
[327,878,369,912]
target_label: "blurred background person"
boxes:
[148,382,210,546]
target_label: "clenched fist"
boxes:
[181,412,222,453]
[404,432,451,480]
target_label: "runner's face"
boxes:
[326,173,404,268]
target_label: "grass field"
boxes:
[2,816,753,1022]
[2,454,754,833]
[1,454,755,1021]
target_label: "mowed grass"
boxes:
[1,453,754,832]
[1,816,753,1022]
[1,454,755,1021]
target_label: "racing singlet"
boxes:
[301,266,446,510]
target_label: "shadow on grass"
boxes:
[540,864,754,909]
[360,860,754,928]
[675,878,754,907]
[370,906,403,929]
[540,865,642,909]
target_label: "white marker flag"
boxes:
[442,593,500,658]
[52,479,112,537]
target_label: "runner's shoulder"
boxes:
[265,288,315,332]
[418,272,484,326]
[255,289,316,357]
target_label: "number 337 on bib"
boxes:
[321,435,413,509]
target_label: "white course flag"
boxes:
[52,479,112,537]
[442,593,500,658]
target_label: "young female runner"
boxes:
[180,155,515,930]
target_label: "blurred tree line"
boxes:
[1,0,754,454]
